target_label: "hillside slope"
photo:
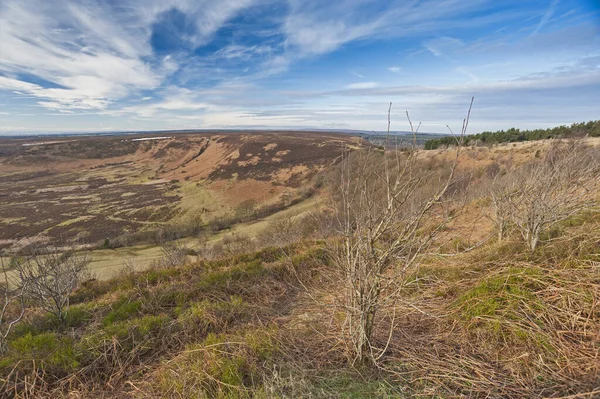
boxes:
[0,138,599,398]
[0,132,361,251]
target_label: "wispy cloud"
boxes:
[350,71,366,79]
[279,0,528,59]
[0,0,258,112]
[0,0,598,133]
[423,37,465,58]
[327,59,600,97]
[345,82,379,89]
[531,0,560,36]
[213,44,273,61]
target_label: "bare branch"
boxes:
[14,246,90,324]
[0,257,27,353]
[322,99,473,365]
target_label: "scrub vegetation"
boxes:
[0,128,599,398]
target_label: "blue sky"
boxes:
[0,0,599,135]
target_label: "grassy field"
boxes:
[86,194,323,280]
[1,207,598,398]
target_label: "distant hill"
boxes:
[0,127,447,139]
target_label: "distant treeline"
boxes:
[424,120,600,150]
[363,133,449,148]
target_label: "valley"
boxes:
[0,132,358,255]
[0,130,599,398]
[1,1,598,396]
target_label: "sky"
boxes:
[0,0,599,135]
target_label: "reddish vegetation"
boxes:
[0,132,361,250]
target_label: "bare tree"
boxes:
[485,166,514,242]
[0,258,27,353]
[15,248,90,324]
[155,243,189,269]
[327,101,470,365]
[235,199,257,220]
[507,140,600,252]
[258,215,298,247]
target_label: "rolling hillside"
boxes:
[0,132,362,252]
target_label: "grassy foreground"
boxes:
[0,211,599,398]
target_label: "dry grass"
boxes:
[373,220,600,398]
[1,215,599,398]
[1,138,599,398]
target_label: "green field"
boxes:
[86,194,322,280]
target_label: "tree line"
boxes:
[424,120,600,149]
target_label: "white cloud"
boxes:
[345,82,379,89]
[0,75,109,110]
[0,1,159,110]
[105,88,210,118]
[213,44,273,61]
[388,66,402,73]
[0,77,38,92]
[0,0,258,111]
[531,0,560,36]
[423,37,465,57]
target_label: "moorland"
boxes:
[0,126,599,398]
[0,131,359,278]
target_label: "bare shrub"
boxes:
[329,150,461,365]
[258,216,299,247]
[152,243,189,269]
[0,258,27,353]
[485,164,514,242]
[506,140,600,252]
[325,103,470,365]
[194,235,218,260]
[221,232,254,257]
[14,247,90,324]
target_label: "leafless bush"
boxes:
[505,140,600,252]
[152,243,189,269]
[14,247,90,324]
[258,215,301,247]
[0,258,26,353]
[329,150,460,365]
[485,165,514,242]
[221,232,255,257]
[193,235,218,260]
[325,102,470,365]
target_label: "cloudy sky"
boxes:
[0,0,599,135]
